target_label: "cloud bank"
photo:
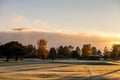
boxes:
[0,29,120,51]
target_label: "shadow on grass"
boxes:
[56,76,86,80]
[0,64,72,74]
[56,68,120,80]
[14,65,71,72]
[0,59,119,67]
[0,59,50,67]
[85,68,120,80]
[53,61,119,65]
[57,75,119,80]
[85,76,119,80]
[12,73,60,78]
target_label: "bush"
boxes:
[87,55,100,60]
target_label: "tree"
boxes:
[81,44,92,58]
[75,47,81,56]
[103,47,111,60]
[58,46,71,58]
[71,47,80,58]
[92,47,97,55]
[111,44,120,60]
[24,44,36,58]
[58,46,64,58]
[0,44,5,57]
[0,41,25,62]
[71,51,79,58]
[68,45,74,52]
[49,47,57,61]
[63,46,70,58]
[97,50,102,56]
[37,39,48,59]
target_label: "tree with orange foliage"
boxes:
[37,39,48,59]
[82,44,92,58]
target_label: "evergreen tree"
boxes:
[49,47,57,61]
[24,44,36,58]
[58,46,64,58]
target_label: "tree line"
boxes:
[0,39,120,62]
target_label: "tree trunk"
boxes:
[6,56,9,62]
[15,56,18,61]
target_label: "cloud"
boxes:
[10,28,45,32]
[0,14,49,30]
[9,15,49,28]
[9,15,28,26]
[0,31,120,51]
[33,19,49,27]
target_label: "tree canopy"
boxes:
[0,41,26,62]
[37,39,48,59]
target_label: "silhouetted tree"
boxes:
[71,51,79,58]
[92,47,97,55]
[24,44,36,58]
[58,46,64,58]
[68,45,74,52]
[0,44,5,57]
[63,46,70,58]
[49,47,57,61]
[103,47,111,60]
[0,41,25,62]
[37,39,48,59]
[111,44,120,60]
[75,47,81,56]
[97,50,102,56]
[57,45,71,58]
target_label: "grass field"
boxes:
[0,59,120,80]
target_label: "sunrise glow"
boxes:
[0,1,120,80]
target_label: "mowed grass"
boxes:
[0,59,120,80]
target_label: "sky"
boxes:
[1,0,120,50]
[0,0,120,34]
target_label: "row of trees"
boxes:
[104,45,120,60]
[37,40,120,60]
[0,41,36,62]
[49,46,80,59]
[0,39,120,62]
[48,44,102,60]
[0,39,49,62]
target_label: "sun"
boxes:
[111,42,120,44]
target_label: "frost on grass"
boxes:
[0,59,120,80]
